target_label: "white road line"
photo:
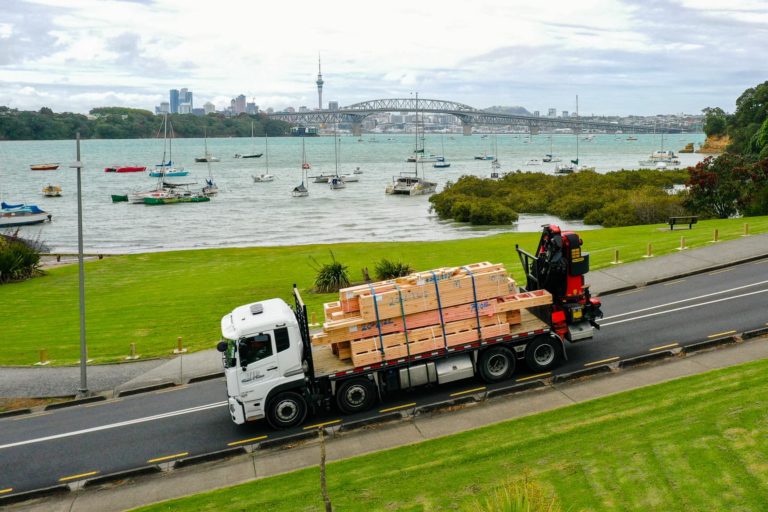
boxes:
[602,279,768,321]
[0,401,227,451]
[601,289,768,327]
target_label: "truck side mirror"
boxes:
[216,341,228,353]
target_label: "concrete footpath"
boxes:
[2,232,766,400]
[10,333,768,511]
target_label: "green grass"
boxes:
[1,216,766,365]
[132,357,768,512]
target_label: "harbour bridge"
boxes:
[267,98,685,136]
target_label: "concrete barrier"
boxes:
[116,381,176,397]
[486,380,545,398]
[338,412,403,432]
[45,395,106,410]
[683,335,738,354]
[174,447,247,469]
[0,484,69,505]
[553,365,612,383]
[83,467,162,488]
[618,350,676,369]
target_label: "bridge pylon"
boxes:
[351,121,362,137]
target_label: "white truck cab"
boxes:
[219,299,305,425]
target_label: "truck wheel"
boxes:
[336,378,377,414]
[525,336,561,372]
[478,346,515,383]
[266,391,308,429]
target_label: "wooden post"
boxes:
[613,249,619,264]
[646,243,653,258]
[173,336,187,354]
[126,342,139,360]
[744,223,750,236]
[713,228,719,242]
[310,311,318,326]
[679,236,686,250]
[36,349,50,366]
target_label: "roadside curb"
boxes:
[486,380,545,398]
[618,350,677,369]
[83,467,162,488]
[553,365,612,383]
[338,412,404,432]
[683,335,739,354]
[45,395,106,410]
[0,484,69,506]
[0,408,31,419]
[257,430,317,450]
[187,371,224,384]
[174,448,247,469]
[116,381,176,397]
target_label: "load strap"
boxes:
[368,284,385,357]
[395,284,414,387]
[429,271,448,349]
[461,266,483,340]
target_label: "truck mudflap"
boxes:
[228,397,247,425]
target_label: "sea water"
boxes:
[0,133,706,253]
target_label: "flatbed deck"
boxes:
[310,310,549,379]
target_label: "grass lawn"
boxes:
[133,357,768,512]
[1,216,766,365]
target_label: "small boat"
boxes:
[310,173,335,183]
[30,163,59,171]
[474,154,494,160]
[329,176,346,190]
[149,115,189,177]
[149,167,189,177]
[235,122,264,158]
[105,165,146,173]
[433,161,451,168]
[554,163,575,174]
[385,174,437,195]
[111,194,129,202]
[542,154,562,163]
[582,135,595,141]
[525,159,542,166]
[432,136,451,168]
[340,174,358,183]
[0,202,52,227]
[202,178,218,197]
[195,129,219,162]
[352,167,363,174]
[143,192,210,205]
[253,174,275,182]
[292,140,310,198]
[42,184,62,197]
[626,136,638,141]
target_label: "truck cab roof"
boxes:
[221,298,295,340]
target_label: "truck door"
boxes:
[237,332,280,416]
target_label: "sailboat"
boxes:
[253,132,275,182]
[555,95,594,174]
[148,114,189,177]
[292,139,309,198]
[202,156,218,197]
[235,122,264,158]
[386,93,437,196]
[195,128,219,162]
[433,135,451,168]
[329,127,346,190]
[639,130,680,167]
[542,134,562,163]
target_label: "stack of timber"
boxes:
[311,262,553,367]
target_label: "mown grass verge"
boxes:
[132,357,768,512]
[1,216,766,365]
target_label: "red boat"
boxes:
[104,166,146,173]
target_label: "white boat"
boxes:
[525,159,542,166]
[310,173,335,183]
[352,167,363,174]
[292,141,310,198]
[328,125,345,190]
[386,93,437,196]
[554,163,576,175]
[253,133,274,183]
[639,134,681,167]
[0,202,52,227]
[148,115,189,177]
[340,174,359,183]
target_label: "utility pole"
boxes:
[70,133,88,396]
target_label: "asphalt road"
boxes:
[1,257,767,496]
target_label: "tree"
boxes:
[727,81,768,156]
[702,107,727,137]
[684,155,749,218]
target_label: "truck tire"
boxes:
[478,346,515,383]
[525,336,562,372]
[336,378,377,414]
[266,391,308,429]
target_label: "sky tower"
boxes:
[316,54,324,110]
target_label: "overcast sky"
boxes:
[1,0,766,116]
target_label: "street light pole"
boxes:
[71,132,88,396]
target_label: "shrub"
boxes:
[0,233,42,284]
[374,259,413,280]
[310,251,350,293]
[463,477,563,512]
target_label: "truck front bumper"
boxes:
[228,397,246,425]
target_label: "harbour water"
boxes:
[0,132,706,253]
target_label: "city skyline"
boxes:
[0,0,766,116]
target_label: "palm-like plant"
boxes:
[311,251,350,293]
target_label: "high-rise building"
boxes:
[533,110,540,117]
[179,103,192,114]
[246,102,258,115]
[203,102,215,115]
[547,108,557,118]
[169,89,179,114]
[561,111,569,118]
[328,101,339,111]
[316,54,324,109]
[156,102,170,114]
[233,94,246,114]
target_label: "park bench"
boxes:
[668,216,698,230]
